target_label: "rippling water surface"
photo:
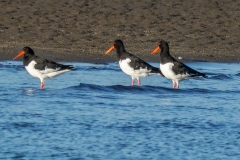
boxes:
[0,61,240,159]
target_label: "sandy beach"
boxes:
[0,0,240,63]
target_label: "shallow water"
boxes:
[0,61,240,159]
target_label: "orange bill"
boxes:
[151,46,161,55]
[105,45,115,54]
[13,51,25,60]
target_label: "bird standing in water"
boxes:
[13,47,74,89]
[151,40,206,89]
[105,40,163,86]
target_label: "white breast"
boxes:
[160,63,189,80]
[119,58,153,78]
[25,61,45,79]
[119,58,135,76]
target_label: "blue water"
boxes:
[0,61,240,159]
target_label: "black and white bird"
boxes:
[13,47,74,89]
[151,40,206,89]
[105,40,163,85]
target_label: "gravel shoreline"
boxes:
[1,0,239,63]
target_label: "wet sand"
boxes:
[0,0,240,63]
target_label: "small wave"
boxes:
[207,73,233,80]
[68,83,169,93]
[3,122,36,130]
[159,120,226,130]
[183,88,216,94]
[73,63,120,72]
[86,66,120,72]
[235,73,240,76]
[67,83,217,94]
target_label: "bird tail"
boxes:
[151,67,164,77]
[191,72,207,78]
[61,65,74,70]
[68,65,74,70]
[200,72,207,78]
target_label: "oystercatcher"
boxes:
[13,47,74,89]
[105,40,163,85]
[151,40,206,89]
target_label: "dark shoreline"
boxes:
[2,47,240,63]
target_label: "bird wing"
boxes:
[126,53,164,76]
[172,60,205,77]
[33,57,73,74]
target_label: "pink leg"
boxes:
[176,84,179,89]
[131,78,135,86]
[172,81,175,88]
[137,78,141,86]
[175,81,179,89]
[40,82,45,89]
[172,81,179,89]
